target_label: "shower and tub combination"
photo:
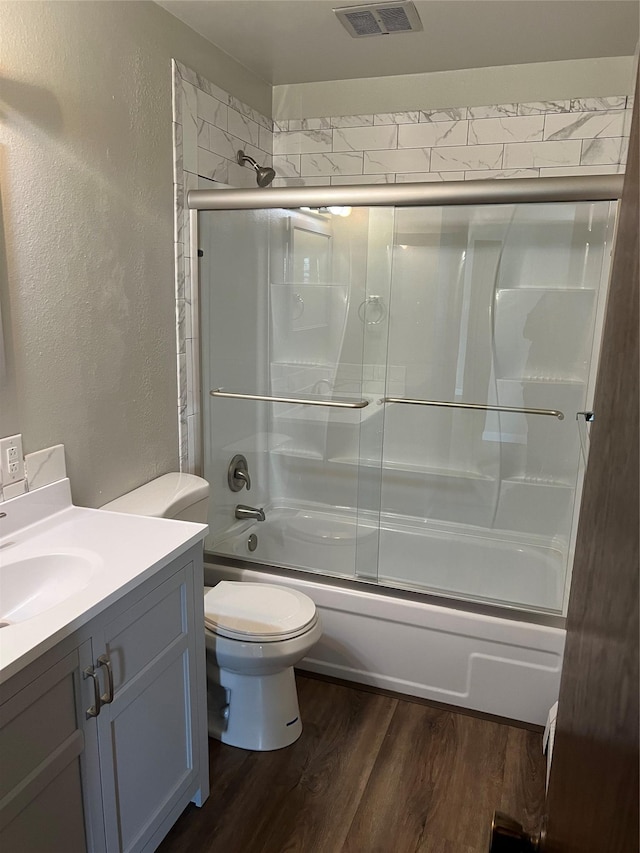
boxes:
[187,176,621,725]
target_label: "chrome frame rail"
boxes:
[382,397,564,420]
[210,389,369,409]
[188,175,623,210]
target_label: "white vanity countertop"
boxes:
[0,479,207,684]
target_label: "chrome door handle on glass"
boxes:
[211,389,369,409]
[381,397,564,420]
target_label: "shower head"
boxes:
[237,150,276,187]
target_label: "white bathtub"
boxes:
[212,505,566,612]
[207,507,566,726]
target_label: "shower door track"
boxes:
[187,174,622,211]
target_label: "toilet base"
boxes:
[207,663,303,751]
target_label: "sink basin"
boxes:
[0,553,98,626]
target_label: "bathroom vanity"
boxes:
[0,480,209,853]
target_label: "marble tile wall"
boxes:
[172,60,272,472]
[173,62,631,473]
[272,96,631,186]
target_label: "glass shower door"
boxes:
[374,200,615,613]
[200,205,388,582]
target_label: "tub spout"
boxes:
[235,504,266,522]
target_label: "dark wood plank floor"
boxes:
[159,673,545,853]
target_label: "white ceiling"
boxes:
[157,0,639,86]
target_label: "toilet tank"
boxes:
[101,473,210,523]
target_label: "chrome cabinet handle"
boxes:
[84,667,102,718]
[97,655,114,704]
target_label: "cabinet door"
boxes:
[0,640,103,853]
[96,562,201,853]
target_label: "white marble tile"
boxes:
[228,108,260,147]
[580,137,623,166]
[331,114,374,127]
[208,125,239,161]
[503,140,582,168]
[197,119,210,150]
[620,137,629,165]
[273,119,289,132]
[172,61,182,124]
[273,129,333,155]
[333,125,398,152]
[172,122,183,184]
[271,176,331,187]
[431,144,504,171]
[173,182,184,244]
[176,299,186,355]
[177,353,187,409]
[273,154,301,177]
[181,79,198,173]
[467,104,518,119]
[517,100,570,115]
[420,107,468,122]
[301,152,364,176]
[178,405,189,470]
[544,110,625,141]
[174,241,185,299]
[374,111,420,124]
[395,171,465,182]
[627,94,635,110]
[186,414,201,475]
[623,108,632,137]
[331,173,395,184]
[228,95,258,122]
[186,339,200,417]
[197,89,227,130]
[398,120,468,148]
[539,164,622,177]
[364,147,431,174]
[464,168,539,180]
[25,445,66,491]
[468,115,544,144]
[259,124,273,154]
[198,147,229,183]
[226,160,259,188]
[570,96,626,111]
[289,117,331,130]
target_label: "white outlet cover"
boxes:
[0,434,25,485]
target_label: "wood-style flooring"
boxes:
[159,673,546,853]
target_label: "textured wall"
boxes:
[0,1,270,507]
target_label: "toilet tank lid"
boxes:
[101,473,209,518]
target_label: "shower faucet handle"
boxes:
[228,454,251,492]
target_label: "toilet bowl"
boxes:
[102,475,322,752]
[204,581,322,751]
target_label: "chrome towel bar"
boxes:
[381,397,564,420]
[211,389,369,409]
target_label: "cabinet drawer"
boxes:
[103,565,192,696]
[0,651,80,800]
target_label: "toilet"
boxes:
[102,473,322,751]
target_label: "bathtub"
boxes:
[206,506,566,726]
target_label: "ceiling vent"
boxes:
[334,1,423,38]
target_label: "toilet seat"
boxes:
[203,582,317,643]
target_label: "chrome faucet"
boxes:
[235,504,266,522]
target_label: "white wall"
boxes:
[0,1,270,507]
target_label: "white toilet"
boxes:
[102,473,322,751]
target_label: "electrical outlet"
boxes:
[0,434,25,485]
